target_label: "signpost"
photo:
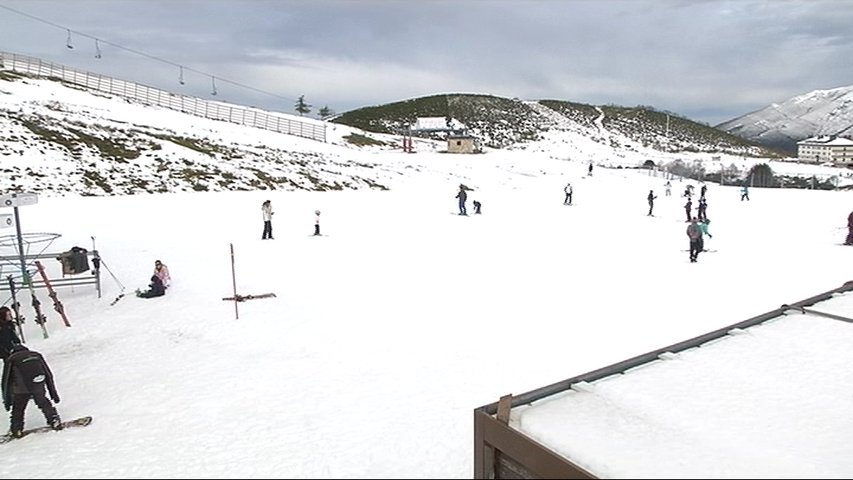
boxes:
[0,193,39,286]
[0,193,39,208]
[0,193,46,338]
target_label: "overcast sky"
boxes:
[1,0,852,125]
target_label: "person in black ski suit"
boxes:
[846,210,853,246]
[137,274,166,298]
[684,197,693,222]
[2,344,62,437]
[472,200,482,214]
[697,197,708,221]
[647,190,657,216]
[0,306,21,364]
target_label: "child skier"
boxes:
[314,210,321,236]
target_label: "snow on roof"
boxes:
[799,136,853,146]
[509,288,853,478]
[412,116,467,131]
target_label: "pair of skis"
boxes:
[7,273,47,339]
[6,261,71,340]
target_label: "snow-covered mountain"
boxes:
[717,85,853,154]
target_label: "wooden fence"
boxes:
[0,52,326,142]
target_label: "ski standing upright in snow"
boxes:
[19,273,48,339]
[34,261,70,327]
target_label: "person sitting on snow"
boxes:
[137,274,166,299]
[153,260,171,289]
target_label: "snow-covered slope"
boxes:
[717,85,853,153]
[2,69,848,198]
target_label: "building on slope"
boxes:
[798,135,853,166]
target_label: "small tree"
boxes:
[318,105,334,119]
[748,163,775,187]
[294,95,312,116]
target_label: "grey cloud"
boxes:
[1,0,852,125]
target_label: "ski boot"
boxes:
[49,416,63,431]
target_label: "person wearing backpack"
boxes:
[0,306,21,364]
[2,344,62,437]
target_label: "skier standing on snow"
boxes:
[564,182,573,205]
[2,344,62,438]
[0,307,21,364]
[473,200,482,214]
[741,184,750,201]
[698,219,713,252]
[261,200,274,240]
[684,197,693,222]
[665,180,672,197]
[647,190,657,216]
[456,184,468,216]
[697,197,708,221]
[845,210,853,245]
[588,162,593,176]
[314,210,321,236]
[687,218,702,263]
[700,184,707,199]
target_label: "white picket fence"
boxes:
[0,52,326,143]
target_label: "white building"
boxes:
[797,135,853,166]
[411,116,467,134]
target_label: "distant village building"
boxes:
[797,135,853,166]
[411,116,476,154]
[447,135,475,154]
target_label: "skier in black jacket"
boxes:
[137,274,166,298]
[2,344,62,437]
[647,190,657,216]
[0,306,21,364]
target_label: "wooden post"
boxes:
[496,394,513,424]
[494,394,513,478]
